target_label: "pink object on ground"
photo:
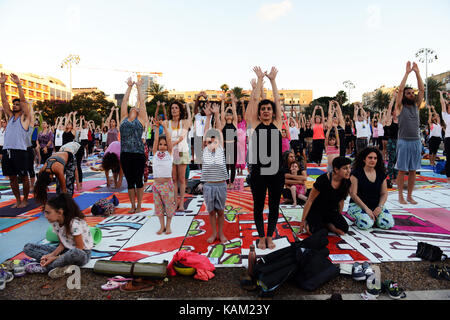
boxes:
[405,208,450,232]
[167,250,215,278]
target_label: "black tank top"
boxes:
[250,122,283,175]
[62,131,75,145]
[222,123,237,143]
[387,122,398,140]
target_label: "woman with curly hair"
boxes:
[348,147,394,230]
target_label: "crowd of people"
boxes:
[0,61,449,274]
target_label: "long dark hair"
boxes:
[168,101,186,120]
[352,147,386,174]
[47,193,85,236]
[34,171,53,204]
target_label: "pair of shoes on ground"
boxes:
[25,263,75,279]
[429,264,450,281]
[352,262,374,281]
[381,280,407,299]
[11,258,36,278]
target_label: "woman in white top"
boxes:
[54,116,65,152]
[165,101,192,211]
[427,104,442,166]
[152,120,175,235]
[438,90,450,183]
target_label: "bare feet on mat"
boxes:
[398,197,407,205]
[135,207,142,213]
[17,201,28,208]
[165,227,172,235]
[11,202,20,208]
[128,208,136,214]
[407,197,418,205]
[207,234,217,244]
[267,237,276,250]
[257,237,266,250]
[219,234,228,243]
[157,228,165,235]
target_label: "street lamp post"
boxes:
[415,48,438,105]
[343,80,355,104]
[61,54,80,100]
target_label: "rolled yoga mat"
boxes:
[46,226,102,245]
[93,260,168,278]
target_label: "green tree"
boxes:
[231,87,248,100]
[220,84,229,92]
[334,90,348,106]
[146,83,168,102]
[419,77,446,125]
[371,89,391,111]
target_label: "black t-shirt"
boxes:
[349,167,386,211]
[387,122,398,140]
[250,122,283,176]
[309,173,349,214]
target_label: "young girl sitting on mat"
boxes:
[202,103,229,244]
[23,193,93,276]
[152,120,176,235]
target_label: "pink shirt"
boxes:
[105,141,121,160]
[282,138,290,153]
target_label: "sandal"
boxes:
[429,264,450,281]
[107,276,133,283]
[119,278,155,292]
[101,280,121,291]
[40,278,68,296]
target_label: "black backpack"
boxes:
[416,242,448,262]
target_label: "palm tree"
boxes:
[334,90,348,106]
[231,87,248,100]
[146,82,168,101]
[371,89,391,111]
[220,84,229,93]
[425,77,446,108]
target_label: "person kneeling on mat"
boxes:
[23,193,93,275]
[34,142,81,204]
[299,156,352,236]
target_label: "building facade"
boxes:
[0,64,71,107]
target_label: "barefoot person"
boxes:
[438,90,450,184]
[394,61,425,205]
[202,103,229,244]
[119,77,148,213]
[0,73,33,208]
[247,66,285,250]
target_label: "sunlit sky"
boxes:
[1,0,449,102]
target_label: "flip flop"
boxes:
[40,278,68,296]
[107,276,133,282]
[101,280,121,291]
[119,279,154,293]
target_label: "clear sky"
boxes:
[0,0,449,102]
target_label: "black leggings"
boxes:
[428,136,441,155]
[250,170,285,238]
[75,145,84,183]
[40,147,53,164]
[306,209,349,234]
[26,147,35,178]
[120,152,146,189]
[224,141,237,184]
[445,138,450,178]
[311,139,324,164]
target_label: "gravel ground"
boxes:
[1,261,449,300]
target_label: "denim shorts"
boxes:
[395,139,422,171]
[203,182,227,212]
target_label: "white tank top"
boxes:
[0,128,5,146]
[168,120,189,152]
[430,123,442,137]
[152,151,173,178]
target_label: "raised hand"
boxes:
[126,77,133,87]
[204,103,212,116]
[406,61,413,74]
[265,67,278,81]
[250,79,257,89]
[0,73,7,84]
[412,62,420,74]
[253,66,265,79]
[212,103,220,115]
[10,73,21,85]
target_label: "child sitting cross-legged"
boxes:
[285,161,308,206]
[23,193,93,276]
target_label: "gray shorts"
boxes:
[203,182,227,212]
[395,139,422,171]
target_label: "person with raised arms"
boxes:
[119,77,148,213]
[0,73,33,208]
[394,61,425,205]
[247,66,284,250]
